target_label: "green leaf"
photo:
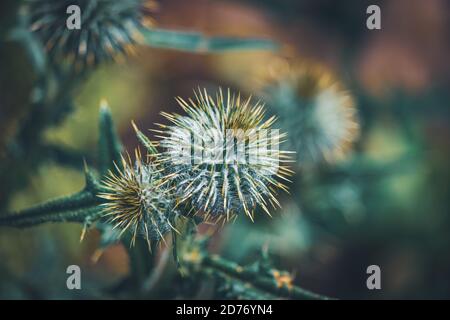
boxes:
[0,105,124,229]
[0,169,103,228]
[132,121,158,155]
[98,101,123,176]
[142,28,279,53]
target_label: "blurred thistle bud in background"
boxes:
[28,0,157,70]
[259,58,360,166]
[98,148,177,249]
[155,88,294,223]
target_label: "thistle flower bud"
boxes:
[155,88,293,222]
[261,60,360,164]
[98,149,176,247]
[28,0,157,69]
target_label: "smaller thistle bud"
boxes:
[28,0,157,69]
[155,88,294,223]
[260,60,360,165]
[98,149,177,248]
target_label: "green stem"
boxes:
[142,28,279,53]
[127,239,156,284]
[202,254,333,300]
[115,237,158,298]
[0,190,101,228]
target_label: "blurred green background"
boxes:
[0,0,449,299]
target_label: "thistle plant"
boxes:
[0,103,332,300]
[261,60,360,165]
[155,88,294,223]
[28,0,156,69]
[98,148,178,248]
[0,2,340,300]
[1,0,446,301]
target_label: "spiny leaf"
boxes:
[142,28,279,53]
[0,169,103,228]
[132,121,158,155]
[0,106,122,230]
[98,101,123,176]
[202,254,333,300]
[179,237,333,300]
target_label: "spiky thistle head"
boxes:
[155,88,293,223]
[98,149,177,248]
[261,60,360,164]
[28,0,156,69]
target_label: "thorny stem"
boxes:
[126,238,157,289]
[0,171,104,228]
[0,190,102,228]
[201,254,334,300]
